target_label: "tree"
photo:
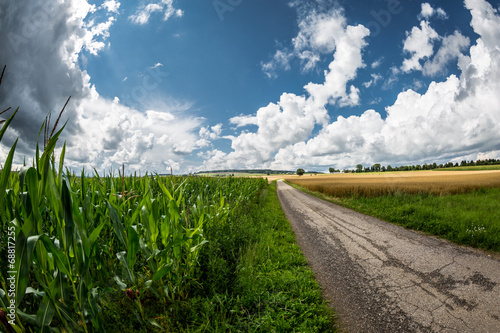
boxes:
[356,164,363,173]
[296,168,305,176]
[373,163,381,172]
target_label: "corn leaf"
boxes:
[38,235,71,276]
[89,221,106,248]
[0,107,17,142]
[152,262,173,281]
[127,226,139,269]
[61,176,74,251]
[36,294,55,330]
[108,202,127,250]
[14,229,29,307]
[0,139,17,209]
[117,251,136,285]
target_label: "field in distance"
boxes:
[434,164,500,171]
[285,170,500,197]
[284,169,500,251]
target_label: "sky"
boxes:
[1,0,500,174]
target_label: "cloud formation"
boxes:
[401,20,440,73]
[0,0,104,155]
[206,0,500,172]
[204,7,370,170]
[0,0,210,174]
[261,8,350,77]
[401,17,470,77]
[129,0,183,25]
[419,2,448,20]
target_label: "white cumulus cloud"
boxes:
[402,17,470,77]
[206,0,500,172]
[102,0,121,14]
[419,3,448,20]
[204,7,370,170]
[129,0,183,25]
[261,8,350,77]
[401,20,440,73]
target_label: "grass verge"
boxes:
[286,182,500,253]
[183,181,335,332]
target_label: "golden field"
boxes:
[284,170,500,197]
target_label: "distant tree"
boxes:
[387,165,393,171]
[329,167,335,173]
[356,164,363,173]
[373,163,381,172]
[296,168,305,176]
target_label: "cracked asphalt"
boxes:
[277,180,500,333]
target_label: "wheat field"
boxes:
[286,170,500,197]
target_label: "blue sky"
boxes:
[1,0,500,173]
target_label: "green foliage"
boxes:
[167,182,335,332]
[0,114,268,331]
[1,69,332,331]
[296,168,305,176]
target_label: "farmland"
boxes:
[286,170,500,252]
[286,170,500,197]
[0,112,333,332]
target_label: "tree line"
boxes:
[339,158,500,173]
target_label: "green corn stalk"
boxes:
[1,108,266,331]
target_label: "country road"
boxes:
[276,180,500,333]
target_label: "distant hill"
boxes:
[194,169,295,175]
[193,169,325,176]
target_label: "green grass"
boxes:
[287,183,500,253]
[159,181,336,332]
[435,165,500,171]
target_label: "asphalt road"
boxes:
[277,180,500,333]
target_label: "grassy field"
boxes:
[286,171,500,252]
[435,165,500,171]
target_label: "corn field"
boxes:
[0,108,266,332]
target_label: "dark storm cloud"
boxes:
[0,0,99,156]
